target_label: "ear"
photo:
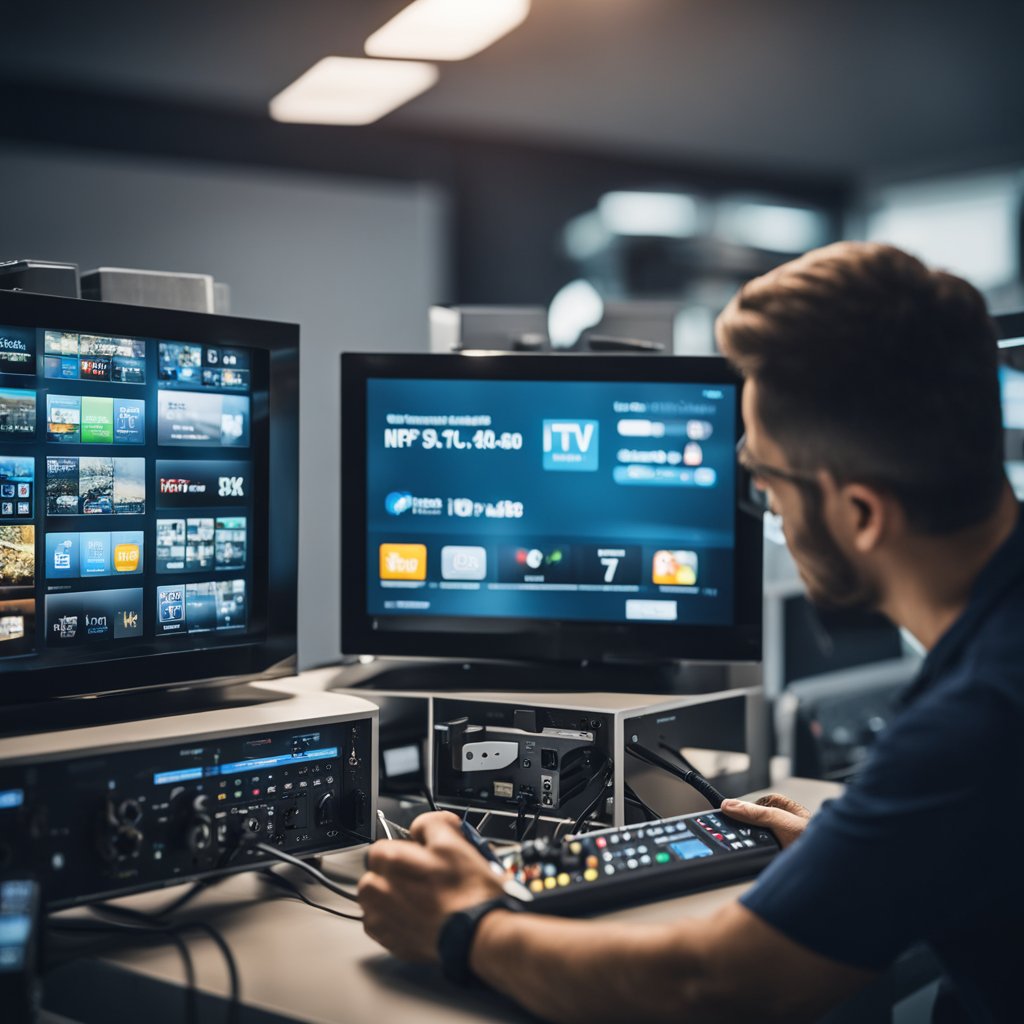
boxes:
[839,482,888,553]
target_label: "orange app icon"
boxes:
[379,543,427,581]
[652,549,698,586]
[113,543,141,572]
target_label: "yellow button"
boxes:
[583,868,599,882]
[570,842,582,855]
[557,873,571,887]
[530,879,545,894]
[544,876,558,890]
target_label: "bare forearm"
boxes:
[470,911,709,1024]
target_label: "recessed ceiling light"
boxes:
[268,56,438,126]
[366,0,531,61]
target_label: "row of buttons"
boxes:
[214,774,335,802]
[590,817,697,848]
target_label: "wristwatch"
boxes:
[437,896,524,986]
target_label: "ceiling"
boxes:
[3,0,1023,179]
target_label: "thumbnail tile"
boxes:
[0,387,36,439]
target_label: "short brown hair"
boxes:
[716,241,1004,533]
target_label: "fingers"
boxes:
[755,793,810,818]
[720,796,810,849]
[720,798,776,826]
[365,838,438,877]
[408,809,464,845]
[722,794,810,822]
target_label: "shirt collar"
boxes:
[902,502,1024,704]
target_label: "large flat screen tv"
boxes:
[0,291,298,702]
[341,352,761,664]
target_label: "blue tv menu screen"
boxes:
[0,323,259,662]
[365,377,737,627]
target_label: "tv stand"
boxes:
[333,657,733,695]
[0,680,290,740]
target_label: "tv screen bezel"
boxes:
[341,351,762,664]
[0,290,298,703]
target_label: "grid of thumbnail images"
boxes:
[0,322,253,656]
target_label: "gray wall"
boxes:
[0,141,448,669]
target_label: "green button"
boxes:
[656,852,671,864]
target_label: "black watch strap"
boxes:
[437,896,523,987]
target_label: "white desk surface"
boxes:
[46,777,841,1024]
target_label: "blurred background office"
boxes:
[2,1,1022,770]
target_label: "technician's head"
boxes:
[715,241,1005,610]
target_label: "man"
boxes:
[358,243,1022,1023]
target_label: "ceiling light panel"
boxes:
[268,57,438,126]
[365,0,531,61]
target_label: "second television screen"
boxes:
[365,375,738,628]
[0,320,264,675]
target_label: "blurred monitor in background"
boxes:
[864,170,1024,313]
[553,190,834,354]
[994,312,1024,498]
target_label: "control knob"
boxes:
[316,792,335,827]
[96,798,144,863]
[170,789,215,858]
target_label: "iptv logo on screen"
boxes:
[542,420,599,471]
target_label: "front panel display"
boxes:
[0,320,264,682]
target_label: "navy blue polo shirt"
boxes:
[741,504,1024,1024]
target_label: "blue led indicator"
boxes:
[0,790,24,810]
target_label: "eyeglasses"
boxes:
[736,434,819,516]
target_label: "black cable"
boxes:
[521,803,542,841]
[422,785,438,812]
[260,869,363,921]
[88,903,240,1024]
[95,879,210,923]
[554,746,603,804]
[565,754,612,808]
[514,795,528,842]
[625,742,725,808]
[657,741,700,776]
[182,920,240,1024]
[47,916,199,1024]
[249,841,360,903]
[623,782,660,821]
[570,765,614,833]
[92,879,236,1016]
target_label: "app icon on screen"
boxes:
[542,419,599,472]
[379,543,427,581]
[652,550,699,586]
[114,543,141,573]
[441,546,487,581]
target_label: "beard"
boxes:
[786,485,880,611]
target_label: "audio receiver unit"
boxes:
[0,690,377,908]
